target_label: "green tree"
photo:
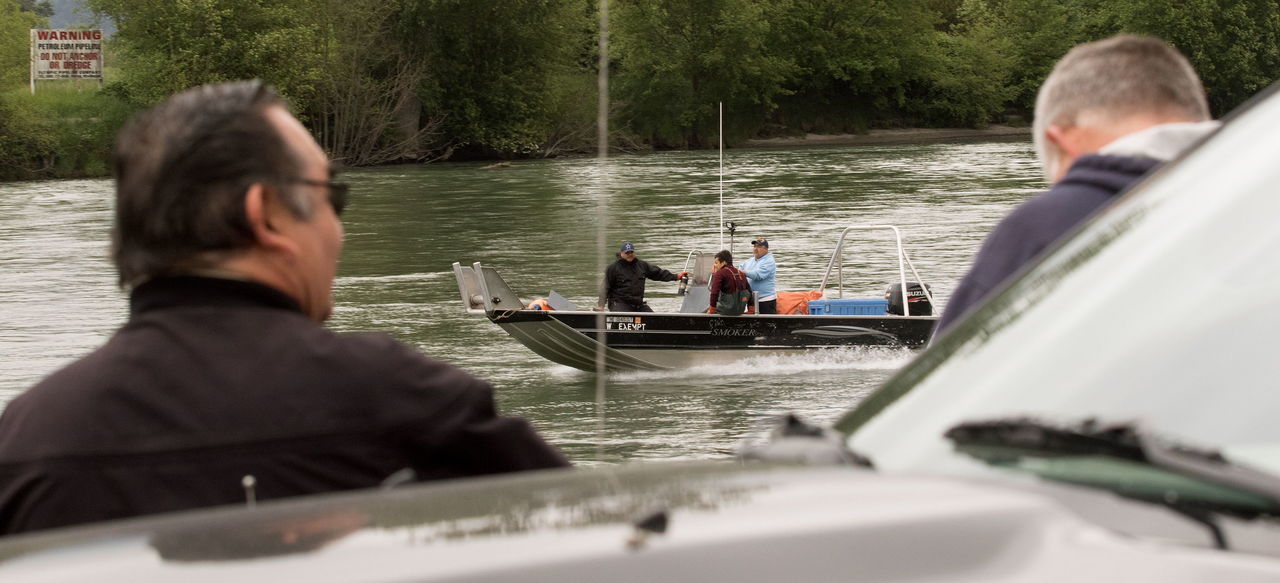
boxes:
[612,0,794,148]
[1108,0,1280,116]
[310,0,448,165]
[83,0,324,108]
[1,0,43,90]
[959,0,1280,119]
[768,0,948,131]
[16,0,52,18]
[0,0,43,180]
[399,0,592,156]
[906,23,1014,127]
[958,0,1103,116]
[56,0,1280,167]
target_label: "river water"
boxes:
[0,139,1042,464]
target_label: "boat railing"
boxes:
[816,225,937,316]
[452,262,486,314]
[680,251,714,286]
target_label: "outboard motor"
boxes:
[885,282,933,316]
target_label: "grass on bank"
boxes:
[0,82,134,181]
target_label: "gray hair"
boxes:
[1033,35,1210,180]
[111,80,313,287]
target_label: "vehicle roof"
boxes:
[3,461,1280,582]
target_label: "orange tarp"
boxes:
[776,290,823,315]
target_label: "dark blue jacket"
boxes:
[936,154,1160,334]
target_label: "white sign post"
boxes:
[30,29,104,93]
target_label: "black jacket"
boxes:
[598,255,677,307]
[0,276,568,535]
[936,154,1159,333]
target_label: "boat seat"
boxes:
[676,251,716,313]
[546,290,580,311]
[678,286,710,313]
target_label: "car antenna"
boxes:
[242,474,257,509]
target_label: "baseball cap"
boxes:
[751,237,769,248]
[620,241,635,253]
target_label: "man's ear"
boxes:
[1042,124,1081,182]
[244,183,300,258]
[1044,124,1077,157]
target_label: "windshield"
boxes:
[839,83,1280,478]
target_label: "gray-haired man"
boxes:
[936,35,1218,334]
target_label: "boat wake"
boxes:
[609,346,915,382]
[335,272,445,285]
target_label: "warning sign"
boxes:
[31,29,104,80]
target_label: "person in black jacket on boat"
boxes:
[596,241,687,312]
[935,35,1219,336]
[0,81,568,536]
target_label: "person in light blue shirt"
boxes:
[740,237,777,314]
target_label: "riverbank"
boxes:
[742,125,1030,148]
[0,121,1035,183]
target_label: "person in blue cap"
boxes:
[596,241,687,312]
[740,237,778,314]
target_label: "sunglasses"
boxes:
[284,178,350,216]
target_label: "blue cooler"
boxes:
[807,298,889,315]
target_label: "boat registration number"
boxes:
[606,316,645,331]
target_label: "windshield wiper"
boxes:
[944,417,1280,550]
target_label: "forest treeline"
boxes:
[3,0,1280,180]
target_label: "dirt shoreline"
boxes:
[742,125,1030,148]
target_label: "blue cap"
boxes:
[620,241,635,253]
[752,237,769,248]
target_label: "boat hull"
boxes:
[488,309,936,371]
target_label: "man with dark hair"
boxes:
[0,80,568,536]
[936,35,1219,334]
[596,241,687,312]
[707,250,750,316]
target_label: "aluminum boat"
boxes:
[454,225,938,371]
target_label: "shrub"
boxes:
[0,86,135,181]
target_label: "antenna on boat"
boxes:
[593,0,611,464]
[719,101,724,250]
